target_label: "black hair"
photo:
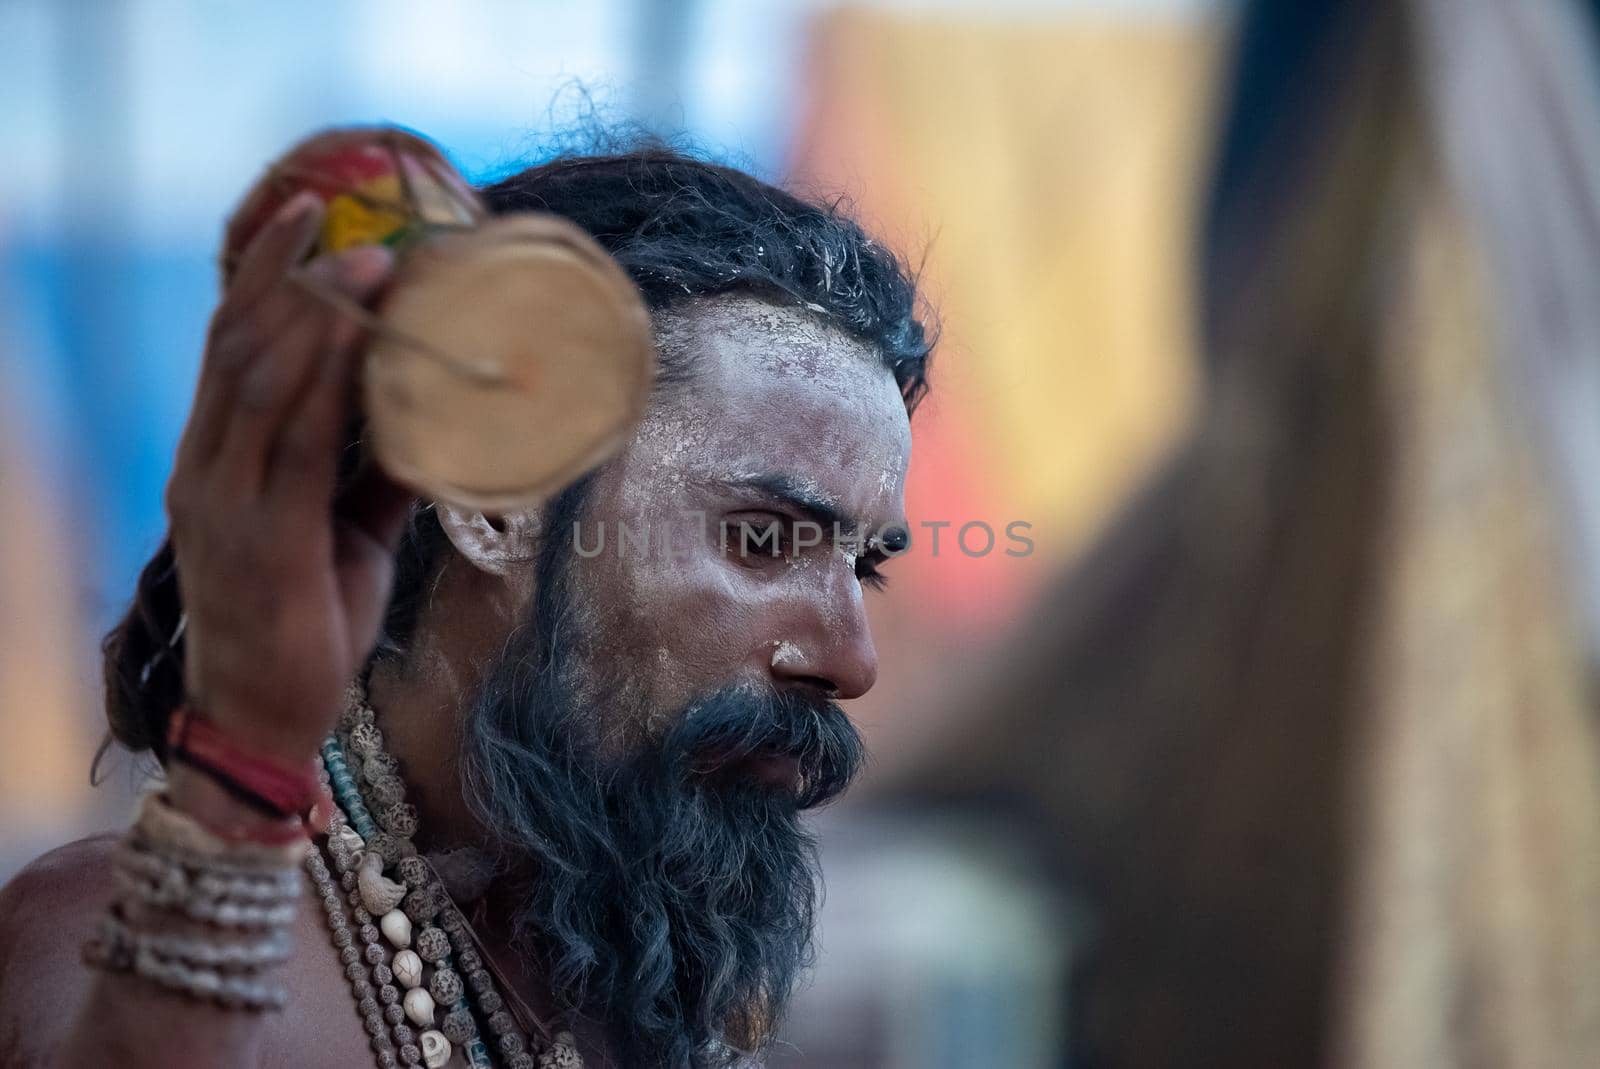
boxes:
[479,148,932,408]
[99,143,933,764]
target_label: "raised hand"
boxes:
[165,192,412,765]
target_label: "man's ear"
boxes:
[436,505,542,576]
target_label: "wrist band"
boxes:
[167,705,322,821]
[83,790,303,1014]
[135,792,309,868]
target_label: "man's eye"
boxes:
[724,516,786,560]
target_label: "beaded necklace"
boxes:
[307,684,584,1069]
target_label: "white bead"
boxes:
[420,1028,451,1067]
[357,851,407,915]
[392,949,424,989]
[380,909,412,948]
[404,987,436,1027]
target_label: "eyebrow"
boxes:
[718,472,861,535]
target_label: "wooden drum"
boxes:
[223,126,656,511]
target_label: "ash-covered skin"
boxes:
[561,293,912,757]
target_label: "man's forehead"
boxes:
[654,294,881,383]
[634,295,912,517]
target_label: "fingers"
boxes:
[263,246,395,505]
[176,194,324,469]
[225,191,324,311]
[216,245,393,495]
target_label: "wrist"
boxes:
[185,696,327,767]
[165,704,324,838]
[165,763,308,845]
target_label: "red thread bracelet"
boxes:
[166,705,322,822]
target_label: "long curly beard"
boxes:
[459,485,866,1068]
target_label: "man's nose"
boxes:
[767,569,879,701]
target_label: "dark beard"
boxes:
[458,483,866,1068]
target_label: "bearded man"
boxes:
[0,147,930,1069]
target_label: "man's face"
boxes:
[559,293,913,770]
[459,294,912,1065]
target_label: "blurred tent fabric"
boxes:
[1346,0,1600,1063]
[870,1,1600,1066]
[787,9,1217,775]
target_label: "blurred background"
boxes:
[8,0,1600,1066]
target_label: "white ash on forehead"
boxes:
[652,294,885,381]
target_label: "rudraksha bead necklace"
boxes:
[310,683,582,1069]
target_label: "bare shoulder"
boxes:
[0,834,119,977]
[0,835,371,1069]
[0,833,119,902]
[0,835,119,1064]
